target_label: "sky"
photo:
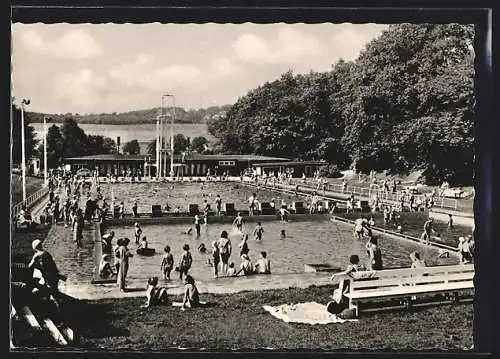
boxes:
[12,23,388,114]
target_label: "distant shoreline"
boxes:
[29,120,207,125]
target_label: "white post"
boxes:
[170,96,175,179]
[20,102,27,203]
[43,116,48,187]
[156,117,160,178]
[159,117,163,178]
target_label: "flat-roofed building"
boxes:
[252,160,326,178]
[64,153,291,177]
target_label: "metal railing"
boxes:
[12,186,50,218]
[261,178,458,211]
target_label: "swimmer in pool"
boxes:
[182,228,193,235]
[280,229,286,240]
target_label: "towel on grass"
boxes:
[263,302,358,325]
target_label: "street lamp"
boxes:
[20,99,30,203]
[163,94,175,179]
[43,116,51,187]
[155,113,160,179]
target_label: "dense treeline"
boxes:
[208,24,475,185]
[27,105,232,125]
[41,118,117,168]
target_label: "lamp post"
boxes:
[163,94,175,179]
[20,99,30,203]
[156,115,160,179]
[43,116,51,187]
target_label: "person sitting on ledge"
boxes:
[331,255,367,280]
[410,251,427,268]
[99,254,115,278]
[254,251,271,274]
[236,254,254,276]
[226,262,237,276]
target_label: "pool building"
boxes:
[63,153,294,177]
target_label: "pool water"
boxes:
[339,212,472,247]
[104,219,458,285]
[99,182,305,214]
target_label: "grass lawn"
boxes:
[11,174,45,206]
[58,285,474,351]
[11,225,52,264]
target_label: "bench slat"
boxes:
[347,281,474,300]
[362,264,474,280]
[350,272,474,290]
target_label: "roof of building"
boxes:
[186,154,290,162]
[64,153,290,163]
[252,160,326,167]
[64,154,155,161]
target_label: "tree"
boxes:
[190,136,209,153]
[39,124,64,168]
[123,139,141,155]
[87,135,117,155]
[11,104,39,164]
[173,134,189,154]
[60,118,89,158]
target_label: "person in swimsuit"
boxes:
[239,234,250,258]
[458,237,473,264]
[253,222,264,241]
[194,215,201,238]
[233,213,243,232]
[134,223,143,245]
[160,245,174,280]
[215,195,222,216]
[365,236,383,270]
[218,230,232,275]
[181,275,200,310]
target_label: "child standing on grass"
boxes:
[160,246,174,280]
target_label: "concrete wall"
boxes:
[429,209,474,228]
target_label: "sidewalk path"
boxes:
[59,273,333,300]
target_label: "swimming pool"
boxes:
[101,218,458,285]
[99,181,305,214]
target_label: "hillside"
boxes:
[27,105,231,125]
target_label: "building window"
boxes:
[218,161,235,166]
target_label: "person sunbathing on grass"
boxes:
[141,276,168,308]
[181,275,200,311]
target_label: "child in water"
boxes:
[134,222,143,244]
[182,227,193,235]
[198,243,207,254]
[139,236,148,249]
[280,229,286,240]
[160,246,174,280]
[254,222,264,241]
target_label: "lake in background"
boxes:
[31,123,213,153]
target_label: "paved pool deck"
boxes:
[58,272,334,301]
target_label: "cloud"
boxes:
[19,29,44,51]
[330,24,384,61]
[52,69,106,109]
[232,26,323,65]
[211,57,239,75]
[108,55,202,90]
[19,28,101,59]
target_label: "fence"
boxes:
[272,178,458,211]
[12,186,50,218]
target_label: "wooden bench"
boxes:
[340,264,474,317]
